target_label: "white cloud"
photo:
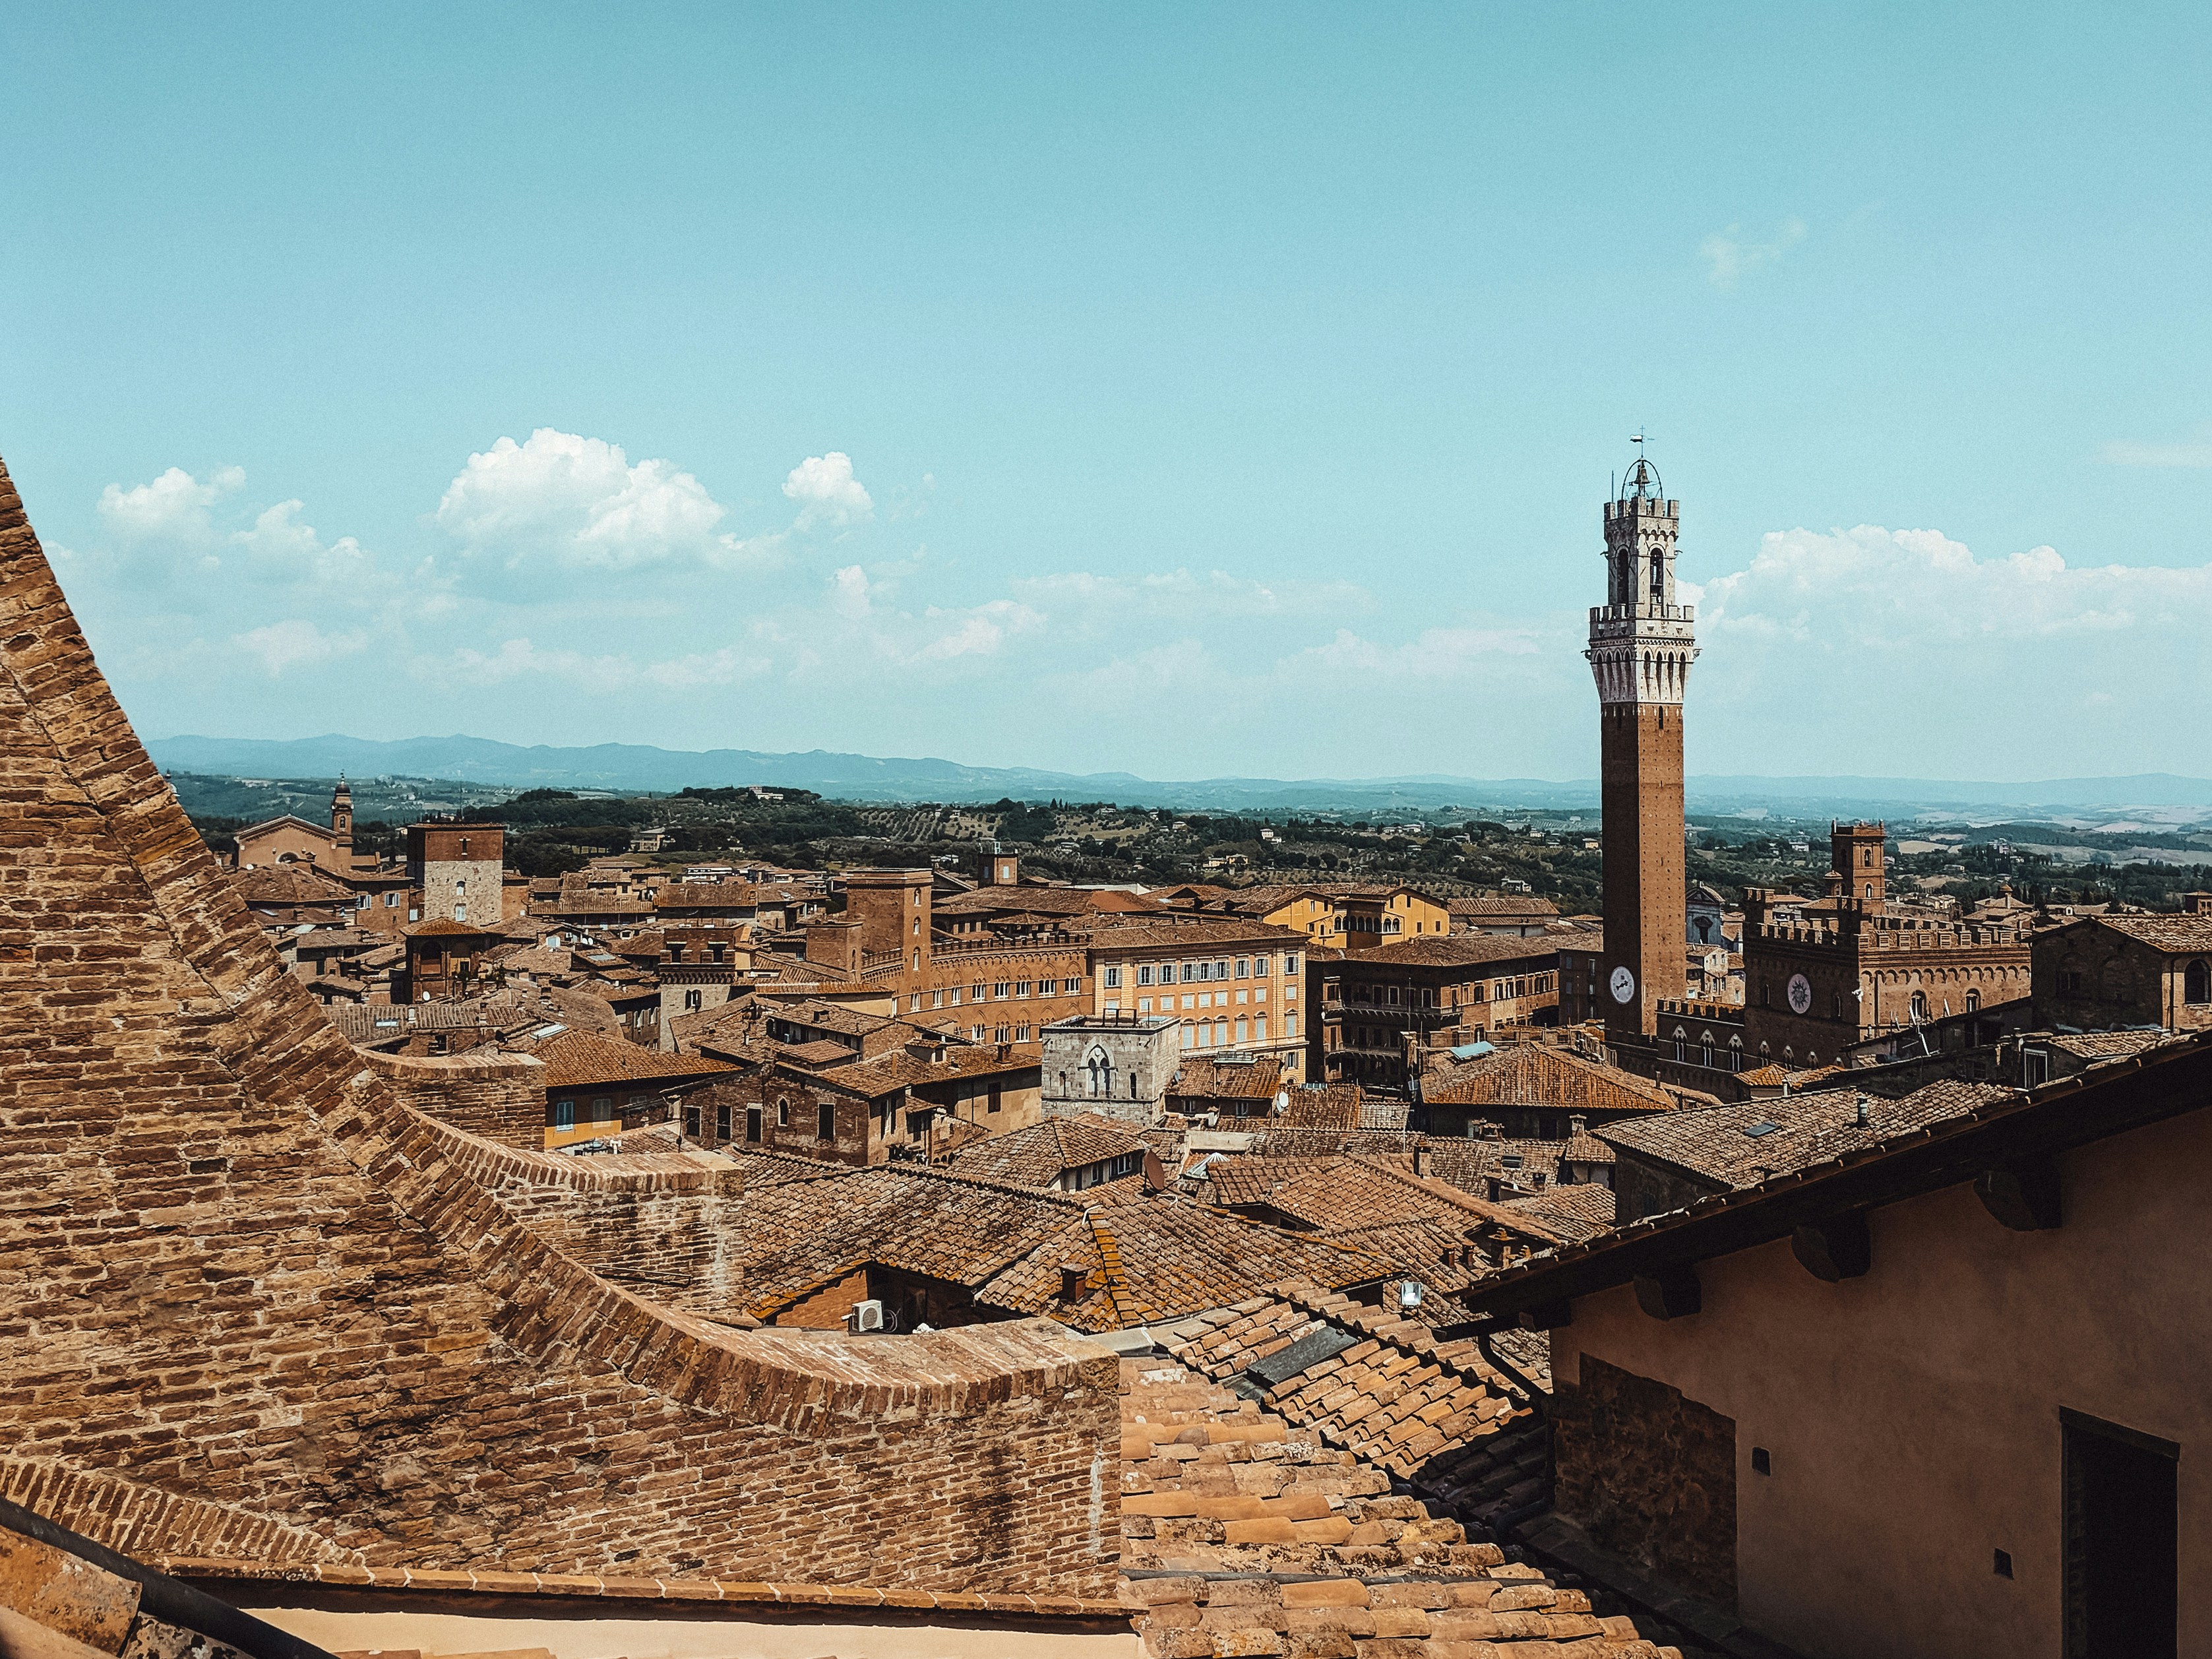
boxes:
[98,465,245,546]
[783,451,875,530]
[1691,525,2212,771]
[231,619,369,676]
[1700,218,1806,288]
[232,499,381,590]
[435,429,780,578]
[2100,425,2212,468]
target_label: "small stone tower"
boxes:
[330,776,354,863]
[1830,821,1886,907]
[1586,451,1698,1042]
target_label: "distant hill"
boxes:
[142,733,2212,818]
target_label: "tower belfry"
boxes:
[1587,451,1698,1043]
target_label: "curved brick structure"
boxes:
[0,456,1117,1592]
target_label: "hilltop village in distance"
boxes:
[5,451,2208,1659]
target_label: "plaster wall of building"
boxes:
[1551,1106,2212,1659]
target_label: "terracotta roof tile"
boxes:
[2086,912,2212,952]
[532,1032,739,1090]
[1422,1044,1682,1116]
[944,1114,1150,1187]
[1598,1079,2013,1189]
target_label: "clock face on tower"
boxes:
[1787,973,1813,1015]
[1609,966,1636,1005]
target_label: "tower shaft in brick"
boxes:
[1587,456,1698,1042]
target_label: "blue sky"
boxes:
[3,4,2209,782]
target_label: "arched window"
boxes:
[2188,960,2211,1005]
[1085,1046,1112,1097]
[1910,989,1929,1022]
[1700,1034,1714,1069]
[1729,1036,1743,1073]
[1965,988,1981,1013]
[1673,1026,1687,1061]
[1863,883,1874,898]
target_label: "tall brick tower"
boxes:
[1587,451,1698,1043]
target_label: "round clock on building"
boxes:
[1787,972,1813,1015]
[1609,965,1636,1005]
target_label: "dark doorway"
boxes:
[2062,1408,2178,1658]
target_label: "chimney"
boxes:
[1412,1144,1425,1177]
[1058,1264,1088,1299]
[1568,1113,1587,1136]
[1854,1097,1869,1128]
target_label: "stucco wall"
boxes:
[1553,1107,2212,1658]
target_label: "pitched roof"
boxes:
[532,1032,739,1090]
[1597,1080,2012,1190]
[1170,1053,1285,1102]
[1500,1181,1618,1243]
[1072,916,1308,952]
[1447,896,1560,919]
[404,916,504,937]
[732,1165,1083,1317]
[980,1201,1386,1331]
[944,1113,1150,1187]
[1421,1043,1682,1117]
[230,863,356,905]
[934,885,1167,918]
[2086,912,2212,953]
[1351,933,1561,969]
[2044,1028,2178,1060]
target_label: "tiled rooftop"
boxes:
[947,1113,1153,1187]
[1423,1045,1684,1117]
[1597,1079,2014,1189]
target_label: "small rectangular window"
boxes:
[1064,978,1080,994]
[1137,964,1153,986]
[818,1102,835,1141]
[716,1103,731,1141]
[746,1106,762,1143]
[1103,966,1122,989]
[1235,957,1250,978]
[555,1099,575,1130]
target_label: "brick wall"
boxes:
[423,1123,751,1322]
[361,1049,546,1146]
[0,456,1120,1596]
[1552,1352,1736,1606]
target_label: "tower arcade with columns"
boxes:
[1587,453,1698,1044]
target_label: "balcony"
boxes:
[1587,602,1696,625]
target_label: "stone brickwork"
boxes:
[0,455,1119,1596]
[361,1049,546,1146]
[1552,1354,1736,1608]
[421,1121,751,1322]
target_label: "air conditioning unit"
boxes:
[847,1299,884,1333]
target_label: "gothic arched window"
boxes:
[2187,960,2211,1005]
[1910,990,1929,1022]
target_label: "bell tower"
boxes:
[1587,449,1698,1043]
[330,776,354,863]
